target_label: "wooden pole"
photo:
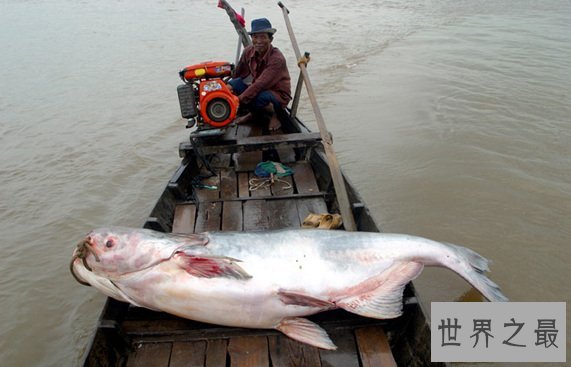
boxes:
[234,8,246,66]
[290,51,309,119]
[218,0,251,47]
[278,2,357,231]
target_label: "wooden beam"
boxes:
[179,132,321,155]
[319,329,360,367]
[125,342,171,367]
[194,202,222,232]
[172,204,196,234]
[355,327,397,367]
[205,339,228,367]
[170,341,206,367]
[228,336,269,367]
[268,335,321,367]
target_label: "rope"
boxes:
[249,174,292,192]
[297,54,310,67]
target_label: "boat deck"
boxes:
[172,161,328,234]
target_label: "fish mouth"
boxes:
[69,236,100,287]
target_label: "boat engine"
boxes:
[177,61,239,128]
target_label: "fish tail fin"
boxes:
[446,244,508,302]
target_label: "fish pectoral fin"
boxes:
[174,253,252,280]
[278,290,336,310]
[337,261,424,319]
[169,232,209,246]
[276,317,337,350]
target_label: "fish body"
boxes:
[71,227,507,349]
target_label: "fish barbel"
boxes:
[71,227,507,349]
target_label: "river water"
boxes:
[1,0,569,365]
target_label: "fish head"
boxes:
[72,227,168,278]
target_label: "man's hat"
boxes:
[249,18,276,35]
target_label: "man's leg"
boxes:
[255,92,282,132]
[228,78,254,125]
[263,102,281,132]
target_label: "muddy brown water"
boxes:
[1,0,569,365]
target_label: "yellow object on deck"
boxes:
[302,213,343,229]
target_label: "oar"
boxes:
[278,1,357,231]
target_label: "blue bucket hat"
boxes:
[249,18,276,35]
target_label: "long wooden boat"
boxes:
[79,105,446,366]
[78,2,448,364]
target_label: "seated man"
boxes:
[228,18,291,132]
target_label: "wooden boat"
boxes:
[79,3,448,365]
[79,106,446,366]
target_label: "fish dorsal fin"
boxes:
[174,252,252,280]
[337,261,424,319]
[276,317,337,350]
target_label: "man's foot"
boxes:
[234,112,253,125]
[268,115,282,132]
[264,103,282,132]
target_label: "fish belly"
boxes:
[114,261,332,328]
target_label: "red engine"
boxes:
[177,61,239,128]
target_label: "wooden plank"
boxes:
[222,124,238,140]
[125,342,172,367]
[220,168,238,199]
[194,202,222,232]
[271,175,294,196]
[243,200,269,231]
[124,318,391,349]
[267,199,300,230]
[172,204,196,234]
[296,197,328,225]
[238,172,250,198]
[209,153,232,169]
[291,162,319,194]
[249,172,272,198]
[355,327,397,367]
[233,123,263,172]
[233,151,262,172]
[268,335,321,367]
[276,146,296,163]
[205,339,228,367]
[237,132,320,145]
[123,318,284,340]
[180,132,322,155]
[228,336,269,367]
[319,330,360,367]
[170,341,207,367]
[235,122,257,138]
[194,192,327,204]
[194,173,220,202]
[222,201,243,231]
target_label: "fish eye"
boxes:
[105,239,115,248]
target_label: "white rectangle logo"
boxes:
[431,302,566,362]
